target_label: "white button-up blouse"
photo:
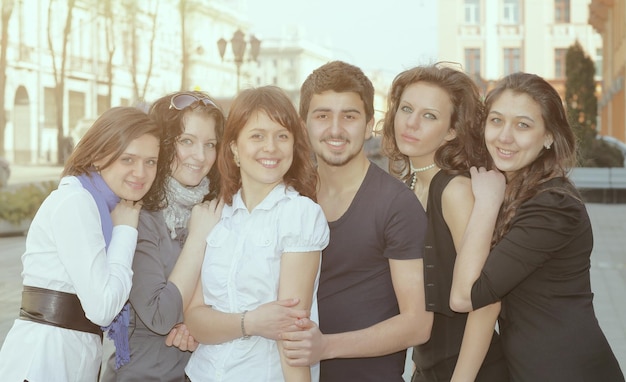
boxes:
[185,184,330,382]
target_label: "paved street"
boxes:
[0,194,625,377]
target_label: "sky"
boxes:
[242,0,439,79]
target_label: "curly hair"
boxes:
[483,72,579,244]
[299,60,375,123]
[148,90,225,206]
[218,86,318,205]
[62,106,166,211]
[380,63,487,182]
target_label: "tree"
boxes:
[0,0,15,157]
[565,40,623,167]
[47,0,76,164]
[179,0,189,90]
[124,0,158,103]
[103,0,117,109]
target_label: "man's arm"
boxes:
[323,258,432,358]
[281,258,433,365]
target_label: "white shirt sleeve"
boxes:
[278,196,330,253]
[50,185,137,326]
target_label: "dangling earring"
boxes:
[234,153,240,167]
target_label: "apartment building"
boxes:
[438,0,602,96]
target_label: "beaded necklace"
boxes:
[408,163,436,190]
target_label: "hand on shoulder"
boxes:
[469,167,505,206]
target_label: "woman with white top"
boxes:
[0,106,166,381]
[184,86,330,382]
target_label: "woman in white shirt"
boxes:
[184,86,330,382]
[0,107,166,382]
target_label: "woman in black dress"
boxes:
[450,72,624,381]
[382,63,509,381]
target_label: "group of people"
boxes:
[0,59,623,382]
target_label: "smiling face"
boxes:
[305,90,373,167]
[230,110,293,195]
[96,133,159,201]
[484,90,553,178]
[171,111,217,187]
[394,82,455,166]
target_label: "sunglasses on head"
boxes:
[169,93,217,110]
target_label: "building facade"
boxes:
[1,0,258,164]
[0,0,388,165]
[438,0,602,96]
[589,0,626,142]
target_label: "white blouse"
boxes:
[185,184,329,382]
[0,176,138,382]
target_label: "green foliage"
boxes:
[565,40,624,167]
[0,181,57,225]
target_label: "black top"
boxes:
[413,171,508,381]
[472,177,624,382]
[318,163,427,382]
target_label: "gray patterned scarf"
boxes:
[163,176,210,239]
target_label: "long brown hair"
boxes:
[483,72,579,244]
[381,63,486,181]
[148,90,225,203]
[62,106,166,210]
[218,86,317,205]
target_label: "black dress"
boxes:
[471,177,624,382]
[412,171,509,382]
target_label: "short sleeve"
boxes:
[471,189,586,309]
[383,185,427,260]
[278,196,330,253]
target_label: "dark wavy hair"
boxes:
[218,86,317,205]
[299,60,375,123]
[482,72,579,244]
[62,106,166,210]
[148,90,225,205]
[381,63,486,182]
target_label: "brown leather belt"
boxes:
[19,285,103,340]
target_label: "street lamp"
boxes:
[217,29,261,92]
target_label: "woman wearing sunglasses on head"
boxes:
[0,107,163,382]
[101,91,226,382]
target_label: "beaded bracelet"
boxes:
[241,310,251,339]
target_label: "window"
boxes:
[555,48,567,79]
[503,48,521,75]
[464,0,480,24]
[464,48,481,79]
[68,91,86,135]
[503,0,519,24]
[595,48,602,77]
[97,95,110,116]
[555,0,570,23]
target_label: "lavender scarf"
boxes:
[77,172,131,369]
